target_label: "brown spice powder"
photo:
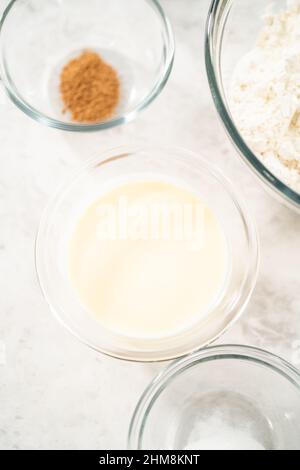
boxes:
[60,50,120,123]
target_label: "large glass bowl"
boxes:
[128,345,300,450]
[205,0,300,212]
[35,146,259,362]
[0,0,174,131]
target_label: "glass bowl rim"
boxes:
[128,343,300,449]
[205,0,300,212]
[0,0,175,132]
[35,144,260,363]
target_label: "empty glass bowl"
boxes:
[128,345,300,450]
[0,0,174,131]
[35,145,259,362]
[205,0,300,212]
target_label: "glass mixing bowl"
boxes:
[35,146,259,362]
[205,0,300,212]
[0,0,174,131]
[128,345,300,450]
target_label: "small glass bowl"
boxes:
[128,345,300,450]
[35,146,259,362]
[0,0,174,131]
[205,0,300,212]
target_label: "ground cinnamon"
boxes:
[60,50,120,123]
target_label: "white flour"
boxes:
[184,414,265,450]
[230,0,300,193]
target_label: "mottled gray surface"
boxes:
[0,0,299,449]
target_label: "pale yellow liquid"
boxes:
[69,181,229,338]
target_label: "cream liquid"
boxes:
[69,181,229,338]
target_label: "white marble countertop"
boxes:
[0,0,299,450]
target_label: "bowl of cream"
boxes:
[36,146,259,361]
